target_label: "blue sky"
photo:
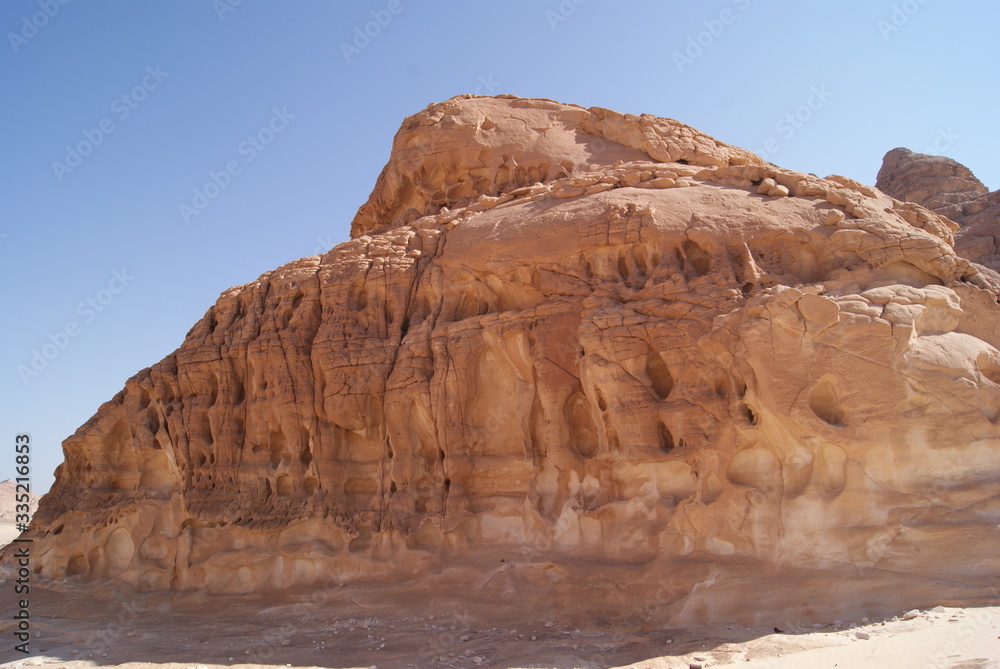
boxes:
[2,0,997,493]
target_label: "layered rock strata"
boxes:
[17,96,1000,625]
[877,147,1000,272]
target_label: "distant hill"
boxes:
[0,478,40,523]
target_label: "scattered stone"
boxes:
[902,610,921,620]
[855,631,870,640]
[757,178,777,194]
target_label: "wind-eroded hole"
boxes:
[66,553,89,576]
[977,352,1000,385]
[713,373,728,397]
[595,389,608,412]
[275,473,292,497]
[566,392,599,456]
[682,240,710,275]
[809,377,845,426]
[617,253,630,281]
[646,351,674,400]
[658,422,674,454]
[303,476,318,495]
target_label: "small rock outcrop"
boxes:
[10,96,1000,626]
[877,147,1000,272]
[0,479,39,524]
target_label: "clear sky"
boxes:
[2,1,998,494]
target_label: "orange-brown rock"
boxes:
[877,147,1000,273]
[15,96,1000,625]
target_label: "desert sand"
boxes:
[0,575,997,669]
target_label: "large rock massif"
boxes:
[17,97,1000,625]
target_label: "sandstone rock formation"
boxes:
[0,478,39,524]
[14,96,1000,625]
[877,147,1000,272]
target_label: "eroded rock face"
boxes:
[876,147,988,212]
[877,147,1000,272]
[19,96,1000,625]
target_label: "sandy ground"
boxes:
[0,576,997,669]
[1,530,997,669]
[0,522,22,548]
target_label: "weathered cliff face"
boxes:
[877,147,1000,272]
[21,96,1000,625]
